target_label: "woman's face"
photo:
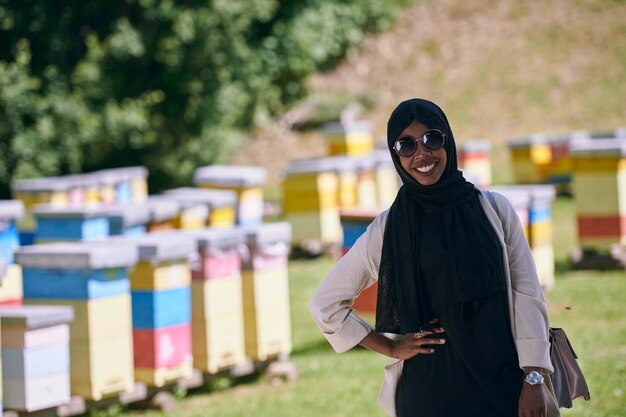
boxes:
[397,120,447,186]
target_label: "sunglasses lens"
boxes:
[395,138,417,157]
[424,131,445,150]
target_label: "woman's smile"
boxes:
[398,120,447,186]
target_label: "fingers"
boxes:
[393,333,446,359]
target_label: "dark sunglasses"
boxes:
[393,129,446,157]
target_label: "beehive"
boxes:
[283,158,342,246]
[508,135,553,184]
[570,138,626,251]
[459,140,492,187]
[145,197,182,232]
[193,166,267,226]
[97,167,149,204]
[11,178,71,245]
[105,203,151,237]
[545,135,572,188]
[150,195,208,230]
[0,306,73,412]
[528,185,557,290]
[354,156,378,209]
[240,223,292,361]
[164,188,237,228]
[339,208,384,316]
[323,121,374,157]
[119,234,195,387]
[371,149,400,208]
[0,265,23,306]
[488,186,532,241]
[33,205,110,243]
[177,228,246,373]
[17,243,136,401]
[488,185,555,290]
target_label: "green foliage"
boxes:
[0,0,412,196]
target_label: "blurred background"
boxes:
[0,0,625,416]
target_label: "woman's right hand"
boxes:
[390,328,446,360]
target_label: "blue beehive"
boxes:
[33,205,110,242]
[17,243,136,302]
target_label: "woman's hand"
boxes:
[518,381,548,417]
[359,320,445,360]
[390,329,446,360]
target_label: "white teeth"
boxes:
[416,163,435,173]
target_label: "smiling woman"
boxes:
[395,121,447,186]
[310,98,560,417]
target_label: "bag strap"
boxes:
[485,190,499,217]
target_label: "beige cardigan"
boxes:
[309,189,555,416]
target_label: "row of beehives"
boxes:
[508,127,626,188]
[0,222,292,414]
[10,165,267,246]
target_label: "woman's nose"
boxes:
[414,141,431,156]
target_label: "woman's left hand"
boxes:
[518,382,548,417]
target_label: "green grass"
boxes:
[111,197,625,417]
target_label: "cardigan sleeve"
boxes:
[308,210,388,353]
[493,193,554,372]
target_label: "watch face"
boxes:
[525,371,544,385]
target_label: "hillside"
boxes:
[234,0,626,185]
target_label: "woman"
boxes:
[309,99,559,417]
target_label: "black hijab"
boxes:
[374,98,505,334]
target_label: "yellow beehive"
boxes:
[508,135,553,184]
[283,170,339,212]
[337,170,358,209]
[192,308,245,373]
[0,264,23,306]
[70,335,134,400]
[176,228,247,373]
[283,158,344,246]
[134,358,193,388]
[323,121,374,157]
[285,210,342,245]
[12,178,70,232]
[164,188,237,229]
[145,197,181,232]
[26,295,134,401]
[240,223,292,361]
[242,268,291,361]
[571,138,626,250]
[193,166,267,226]
[354,157,378,209]
[131,261,192,291]
[210,206,236,228]
[114,228,196,292]
[372,149,400,208]
[174,204,209,230]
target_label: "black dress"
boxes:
[395,210,523,417]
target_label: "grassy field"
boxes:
[108,196,626,417]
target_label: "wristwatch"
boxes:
[524,370,544,386]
